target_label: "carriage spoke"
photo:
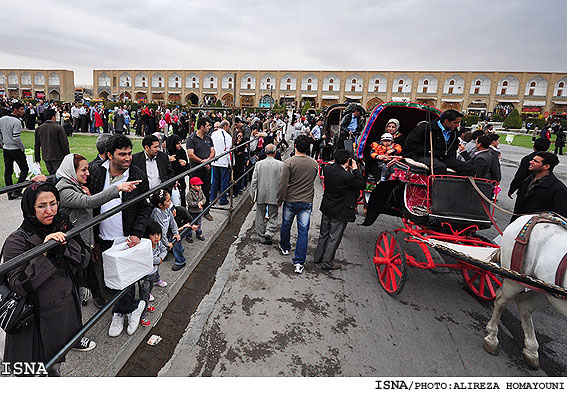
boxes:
[486,275,496,298]
[466,270,480,285]
[391,264,402,278]
[478,275,486,295]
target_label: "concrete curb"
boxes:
[62,192,251,376]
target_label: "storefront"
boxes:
[521,100,546,117]
[321,95,339,108]
[279,95,296,108]
[441,99,462,112]
[494,100,519,116]
[21,90,32,99]
[467,101,487,117]
[551,101,567,116]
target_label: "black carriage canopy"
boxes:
[356,102,441,161]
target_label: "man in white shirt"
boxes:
[210,120,233,205]
[71,102,80,133]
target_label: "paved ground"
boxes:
[159,144,567,377]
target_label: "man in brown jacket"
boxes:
[34,108,70,174]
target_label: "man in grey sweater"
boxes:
[278,135,319,274]
[251,144,284,245]
[0,102,28,199]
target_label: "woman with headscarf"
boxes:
[55,153,139,307]
[166,135,189,207]
[1,182,91,376]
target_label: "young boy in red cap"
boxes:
[186,177,206,241]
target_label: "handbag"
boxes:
[0,230,35,335]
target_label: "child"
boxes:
[187,177,206,242]
[150,189,184,273]
[171,205,200,245]
[370,133,402,181]
[139,221,167,327]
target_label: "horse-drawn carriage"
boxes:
[357,102,503,299]
[356,101,567,370]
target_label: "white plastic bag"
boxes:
[170,186,181,206]
[102,237,153,290]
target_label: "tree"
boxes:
[214,99,223,107]
[502,109,523,129]
[301,101,312,116]
[463,115,480,127]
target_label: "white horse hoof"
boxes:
[483,337,499,356]
[522,350,540,370]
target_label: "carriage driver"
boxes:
[403,109,475,176]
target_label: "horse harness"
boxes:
[511,212,567,291]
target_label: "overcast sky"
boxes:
[1,0,566,85]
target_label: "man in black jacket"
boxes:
[404,109,474,175]
[466,135,501,181]
[131,134,174,192]
[313,149,366,270]
[87,135,152,337]
[34,108,70,174]
[512,151,567,222]
[508,138,551,198]
[338,105,364,157]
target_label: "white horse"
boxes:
[484,214,567,369]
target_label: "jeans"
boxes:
[187,216,202,238]
[170,235,186,266]
[280,202,313,265]
[210,166,230,204]
[138,271,158,319]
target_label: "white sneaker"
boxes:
[155,280,168,288]
[294,263,304,274]
[149,293,155,302]
[108,313,124,337]
[279,245,290,256]
[126,300,146,335]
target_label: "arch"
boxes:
[222,73,235,89]
[47,89,60,100]
[203,73,218,89]
[20,72,31,85]
[0,72,5,85]
[366,97,383,111]
[418,74,438,94]
[260,73,276,90]
[241,73,256,90]
[168,73,182,88]
[524,75,548,96]
[416,99,437,108]
[202,94,216,105]
[186,92,199,105]
[368,74,387,93]
[497,75,519,95]
[554,77,567,97]
[8,72,18,85]
[443,74,464,94]
[392,74,412,94]
[221,93,234,105]
[345,74,363,92]
[151,73,164,88]
[186,73,199,89]
[240,95,255,107]
[98,73,111,87]
[323,74,340,92]
[470,75,491,95]
[301,74,318,91]
[168,93,181,103]
[119,91,132,101]
[98,91,109,100]
[151,92,165,103]
[440,102,461,112]
[135,73,148,88]
[280,73,297,90]
[119,72,131,88]
[259,94,274,108]
[135,92,147,101]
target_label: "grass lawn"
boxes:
[497,133,558,149]
[0,131,144,188]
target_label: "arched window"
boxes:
[287,78,291,83]
[267,78,271,82]
[329,78,334,84]
[449,80,455,85]
[503,81,508,87]
[398,80,403,84]
[424,80,429,85]
[559,82,565,88]
[308,78,312,83]
[375,79,379,84]
[475,80,481,86]
[351,79,356,84]
[530,81,536,87]
[229,77,232,82]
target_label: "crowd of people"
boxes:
[1,96,566,376]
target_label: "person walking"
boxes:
[0,102,28,199]
[277,135,319,274]
[554,127,565,155]
[34,108,70,174]
[210,120,233,206]
[251,144,284,245]
[314,149,365,270]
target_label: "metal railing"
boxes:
[0,135,260,375]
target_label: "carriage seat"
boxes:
[396,158,456,175]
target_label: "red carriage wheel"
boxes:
[373,231,408,295]
[458,236,502,300]
[461,264,502,300]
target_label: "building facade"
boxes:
[92,69,567,116]
[0,69,75,102]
